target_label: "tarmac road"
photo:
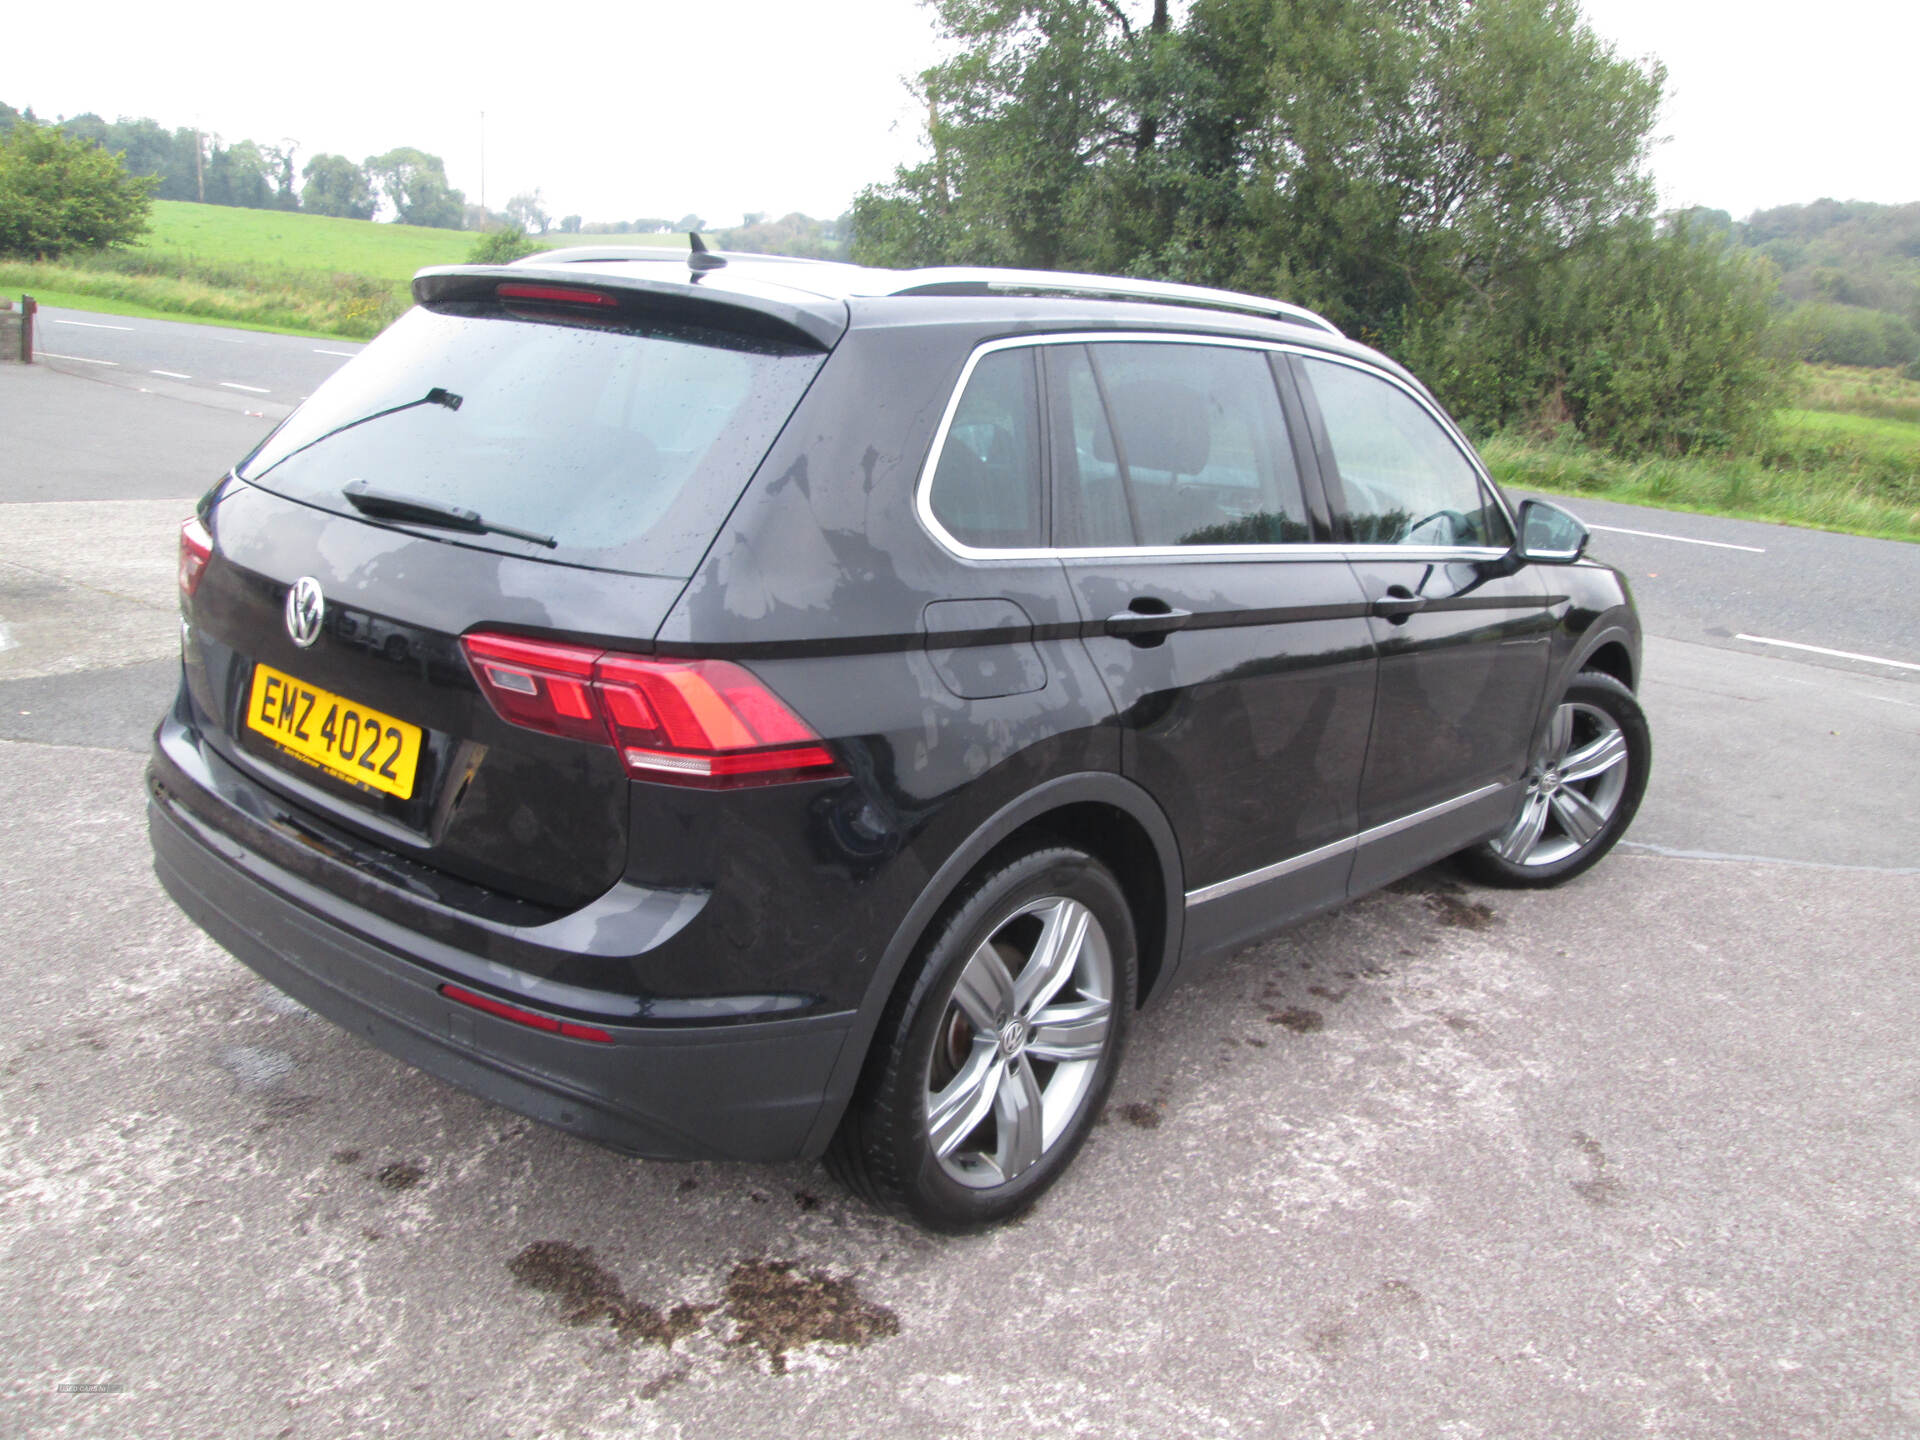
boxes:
[31,304,361,416]
[1,359,1915,1438]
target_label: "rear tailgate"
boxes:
[176,279,832,910]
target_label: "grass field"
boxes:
[1,201,689,338]
[1485,392,1920,543]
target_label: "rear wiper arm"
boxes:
[341,480,557,548]
[250,388,464,482]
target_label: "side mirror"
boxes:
[1515,498,1589,564]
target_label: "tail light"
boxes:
[178,516,212,598]
[462,631,843,788]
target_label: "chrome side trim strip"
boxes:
[1353,781,1508,846]
[1183,782,1510,907]
[1184,833,1354,906]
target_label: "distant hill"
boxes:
[1678,201,1920,372]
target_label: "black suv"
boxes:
[149,249,1648,1230]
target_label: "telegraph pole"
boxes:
[479,111,487,219]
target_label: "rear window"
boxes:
[239,304,826,577]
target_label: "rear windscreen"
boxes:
[238,303,826,577]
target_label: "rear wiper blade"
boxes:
[250,387,465,482]
[341,480,557,548]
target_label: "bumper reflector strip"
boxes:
[440,983,613,1043]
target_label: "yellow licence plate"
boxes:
[246,664,423,799]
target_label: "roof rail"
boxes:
[882,267,1341,335]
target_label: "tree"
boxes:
[558,214,582,234]
[265,141,300,210]
[0,118,154,257]
[204,138,274,208]
[503,189,550,234]
[302,153,376,219]
[715,211,848,259]
[674,213,706,233]
[852,0,1777,454]
[364,147,465,228]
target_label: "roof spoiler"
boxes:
[410,265,846,349]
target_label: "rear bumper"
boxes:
[149,787,854,1163]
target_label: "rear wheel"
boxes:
[1463,671,1649,887]
[827,846,1135,1232]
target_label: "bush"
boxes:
[1774,302,1920,369]
[1408,218,1786,455]
[0,119,153,257]
[465,226,540,265]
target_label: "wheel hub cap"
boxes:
[996,1016,1030,1060]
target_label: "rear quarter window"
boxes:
[925,349,1044,550]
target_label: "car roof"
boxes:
[413,247,1408,380]
[514,247,1342,335]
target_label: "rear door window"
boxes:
[239,304,826,578]
[1050,342,1311,548]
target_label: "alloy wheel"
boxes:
[1495,700,1632,867]
[924,895,1115,1189]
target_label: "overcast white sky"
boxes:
[8,0,1916,227]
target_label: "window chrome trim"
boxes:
[1183,782,1511,906]
[913,332,1516,564]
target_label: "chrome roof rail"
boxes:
[881,267,1341,335]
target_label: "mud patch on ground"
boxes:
[508,1241,715,1347]
[1267,1007,1325,1033]
[1117,1101,1163,1129]
[723,1259,899,1374]
[1423,892,1496,930]
[376,1161,425,1192]
[1569,1133,1625,1206]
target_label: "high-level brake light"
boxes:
[462,631,843,788]
[496,282,619,308]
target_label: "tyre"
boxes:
[827,845,1136,1232]
[1462,671,1650,888]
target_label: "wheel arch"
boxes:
[798,771,1185,1158]
[1578,633,1637,690]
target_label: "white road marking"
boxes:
[1587,523,1765,553]
[218,381,271,394]
[313,348,358,358]
[38,351,118,365]
[1734,633,1920,673]
[151,369,192,380]
[51,318,136,331]
[0,622,14,654]
[1620,841,1919,876]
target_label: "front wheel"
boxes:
[827,846,1135,1232]
[1463,671,1650,887]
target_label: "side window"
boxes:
[1050,342,1311,548]
[928,349,1044,549]
[1299,356,1511,548]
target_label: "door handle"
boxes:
[1104,606,1194,639]
[1370,587,1427,621]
